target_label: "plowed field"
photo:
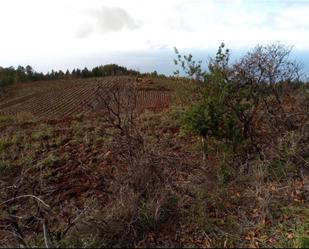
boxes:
[0,76,171,120]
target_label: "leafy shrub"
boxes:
[174,42,304,173]
[175,44,249,162]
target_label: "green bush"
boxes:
[174,42,303,173]
[176,43,249,161]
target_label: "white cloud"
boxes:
[94,6,138,32]
[0,0,308,69]
[76,22,94,38]
[76,6,139,38]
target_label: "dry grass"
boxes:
[0,78,308,247]
[15,111,34,123]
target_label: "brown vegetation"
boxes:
[0,76,171,121]
[0,44,308,247]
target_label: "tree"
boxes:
[25,65,34,80]
[58,70,65,79]
[0,63,140,86]
[175,42,301,168]
[75,69,81,77]
[81,67,91,78]
[176,43,239,159]
[15,66,28,82]
[151,70,158,77]
[92,67,101,77]
[64,70,70,79]
[230,43,301,145]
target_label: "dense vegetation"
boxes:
[0,43,308,248]
[174,43,307,171]
[0,64,140,88]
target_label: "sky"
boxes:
[1,0,309,75]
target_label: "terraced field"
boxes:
[0,76,171,120]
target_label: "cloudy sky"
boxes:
[1,0,309,74]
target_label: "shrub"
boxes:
[175,44,249,162]
[174,42,303,172]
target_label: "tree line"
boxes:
[0,64,140,88]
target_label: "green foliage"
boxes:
[174,47,205,81]
[174,42,303,170]
[0,63,140,90]
[182,98,224,139]
[176,43,249,158]
[0,65,45,88]
[92,64,139,77]
[275,222,309,248]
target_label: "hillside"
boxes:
[0,76,171,121]
[1,0,309,246]
[0,70,308,248]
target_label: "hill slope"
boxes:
[0,76,171,121]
